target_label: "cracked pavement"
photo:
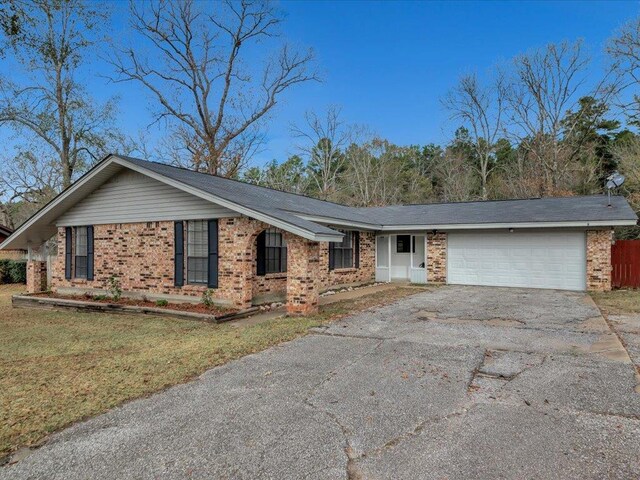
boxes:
[3,286,640,479]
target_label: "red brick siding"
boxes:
[252,274,288,298]
[586,230,612,291]
[50,218,375,312]
[427,232,447,283]
[286,237,320,315]
[52,222,212,298]
[26,260,47,293]
[317,231,376,289]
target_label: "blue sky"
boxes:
[27,1,640,168]
[257,0,638,165]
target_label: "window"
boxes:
[257,228,287,275]
[74,226,88,278]
[187,220,208,284]
[330,230,354,269]
[396,235,411,253]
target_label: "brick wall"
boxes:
[252,274,288,298]
[586,229,612,291]
[51,218,376,312]
[427,232,447,283]
[286,237,320,315]
[51,222,212,298]
[26,260,47,293]
[0,250,26,260]
[317,231,376,290]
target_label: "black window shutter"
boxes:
[87,226,94,280]
[174,221,184,287]
[281,243,288,273]
[65,227,72,280]
[354,231,360,269]
[256,231,266,276]
[328,241,336,271]
[207,219,219,288]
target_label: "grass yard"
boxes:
[591,289,640,314]
[0,283,424,459]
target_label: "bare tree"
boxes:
[614,137,640,207]
[433,149,478,202]
[442,71,506,199]
[505,40,593,195]
[0,0,118,190]
[110,0,318,177]
[607,16,640,126]
[292,106,351,200]
[355,139,433,206]
[344,139,378,206]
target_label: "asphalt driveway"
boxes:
[3,286,640,479]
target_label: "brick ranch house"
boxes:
[1,154,637,314]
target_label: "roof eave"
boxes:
[379,219,638,231]
[291,213,382,230]
[0,156,122,250]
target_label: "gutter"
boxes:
[378,219,638,231]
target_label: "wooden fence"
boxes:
[612,240,640,289]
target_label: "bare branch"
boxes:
[108,0,319,176]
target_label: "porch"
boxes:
[374,232,447,284]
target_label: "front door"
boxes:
[375,235,390,282]
[410,235,426,283]
[376,234,427,283]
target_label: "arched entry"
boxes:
[243,223,320,314]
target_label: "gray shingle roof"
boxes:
[1,154,637,252]
[121,156,637,229]
[118,156,374,238]
[361,195,638,226]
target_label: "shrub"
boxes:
[155,299,168,307]
[0,260,26,284]
[0,259,10,284]
[93,295,107,301]
[201,289,214,308]
[107,276,122,301]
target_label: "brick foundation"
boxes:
[586,230,612,291]
[27,260,47,293]
[427,232,447,283]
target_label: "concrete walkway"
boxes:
[2,286,639,479]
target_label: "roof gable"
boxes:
[56,169,238,226]
[0,155,346,250]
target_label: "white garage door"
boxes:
[447,231,586,291]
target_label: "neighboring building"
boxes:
[0,224,25,260]
[1,154,636,314]
[0,224,11,244]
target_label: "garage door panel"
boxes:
[447,232,586,291]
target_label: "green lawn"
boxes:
[0,283,422,458]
